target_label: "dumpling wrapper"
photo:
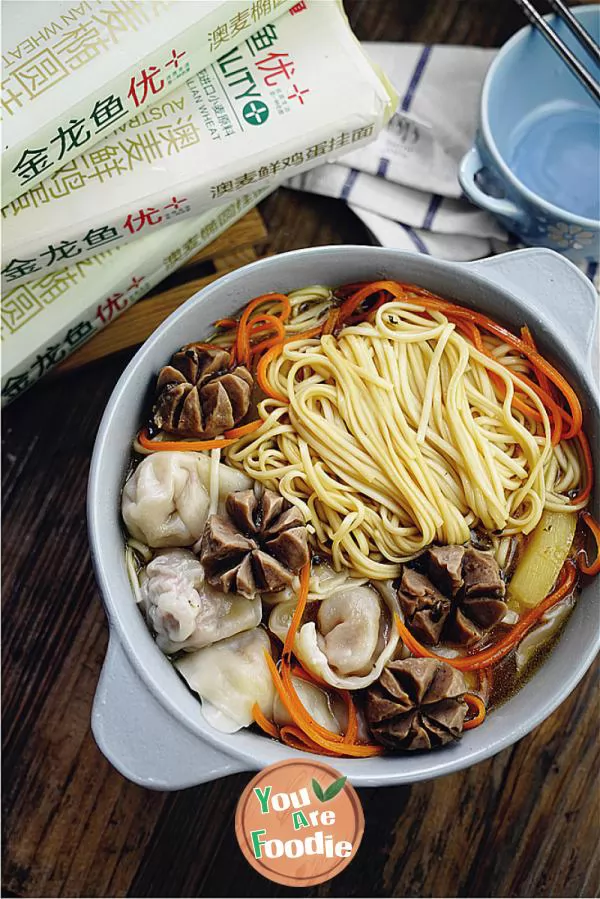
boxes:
[122,451,251,547]
[175,627,275,733]
[269,581,399,689]
[515,597,574,671]
[272,676,342,734]
[140,548,261,653]
[317,588,380,675]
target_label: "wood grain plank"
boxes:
[179,209,267,269]
[2,354,167,899]
[213,246,260,272]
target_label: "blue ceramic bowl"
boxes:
[459,5,600,263]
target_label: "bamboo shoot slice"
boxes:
[508,510,577,611]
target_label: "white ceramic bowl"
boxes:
[88,246,599,790]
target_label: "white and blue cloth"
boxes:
[286,42,599,288]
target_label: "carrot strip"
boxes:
[395,562,578,671]
[282,562,310,663]
[235,293,292,365]
[463,694,486,730]
[290,663,359,743]
[521,326,556,400]
[256,344,287,401]
[279,726,340,757]
[578,511,600,576]
[255,324,327,401]
[573,430,594,504]
[224,420,263,439]
[266,654,385,757]
[248,315,286,357]
[337,280,411,325]
[137,428,237,452]
[334,281,371,300]
[321,308,339,336]
[252,702,279,739]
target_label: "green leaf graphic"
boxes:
[312,778,325,802]
[323,776,347,801]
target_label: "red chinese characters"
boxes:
[127,49,187,107]
[123,206,162,234]
[254,50,310,104]
[122,196,189,234]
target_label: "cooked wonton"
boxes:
[175,627,275,733]
[122,451,251,547]
[269,581,399,689]
[140,548,261,653]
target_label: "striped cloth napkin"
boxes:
[286,42,599,287]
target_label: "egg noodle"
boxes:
[209,286,585,580]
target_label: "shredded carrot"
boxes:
[279,725,340,757]
[289,662,328,688]
[578,511,600,576]
[336,280,411,325]
[395,561,578,671]
[256,344,287,401]
[137,428,238,452]
[292,325,327,341]
[334,281,371,300]
[463,693,486,730]
[248,315,286,358]
[573,430,594,504]
[282,562,310,662]
[266,653,384,757]
[223,419,263,439]
[235,293,291,365]
[321,308,339,336]
[252,702,279,739]
[521,326,557,401]
[290,663,359,743]
[255,325,326,401]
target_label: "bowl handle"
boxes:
[92,634,249,790]
[459,146,526,223]
[467,248,598,378]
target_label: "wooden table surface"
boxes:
[3,1,597,897]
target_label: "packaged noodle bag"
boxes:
[1,0,396,289]
[1,187,272,405]
[1,0,297,204]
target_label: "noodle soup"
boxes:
[120,281,598,757]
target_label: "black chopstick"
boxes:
[546,0,600,67]
[512,0,600,105]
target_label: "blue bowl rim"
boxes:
[480,3,600,230]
